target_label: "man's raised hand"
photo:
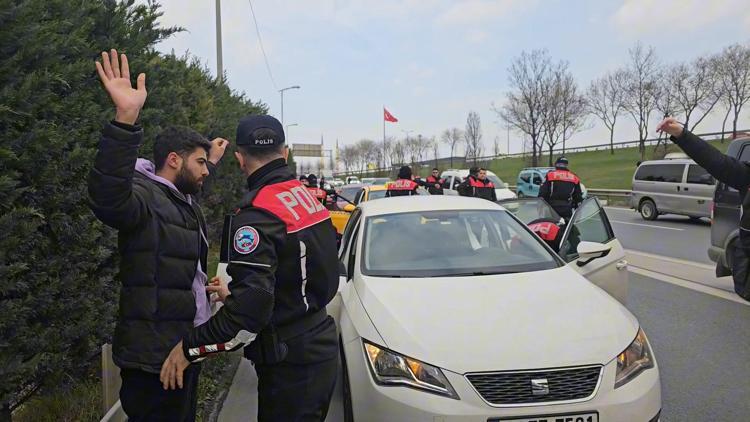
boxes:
[656,117,684,139]
[95,49,147,125]
[208,138,229,165]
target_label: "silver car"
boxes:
[631,158,715,220]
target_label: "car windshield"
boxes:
[486,175,505,188]
[338,185,363,202]
[362,210,559,277]
[373,178,390,185]
[368,190,387,201]
[498,199,561,225]
[361,178,375,185]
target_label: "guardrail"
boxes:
[508,186,632,207]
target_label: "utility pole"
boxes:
[215,0,223,82]
[279,85,300,127]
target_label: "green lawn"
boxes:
[467,140,730,190]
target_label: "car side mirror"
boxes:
[576,241,612,267]
[343,204,356,213]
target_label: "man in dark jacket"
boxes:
[160,115,340,421]
[658,117,750,300]
[88,49,227,420]
[385,165,420,197]
[540,157,583,221]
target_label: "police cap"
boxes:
[235,115,285,148]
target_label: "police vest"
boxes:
[546,170,580,184]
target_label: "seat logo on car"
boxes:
[531,378,549,396]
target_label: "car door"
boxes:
[557,197,629,304]
[531,172,544,197]
[684,164,715,217]
[328,208,363,325]
[518,172,531,196]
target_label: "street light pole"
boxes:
[286,123,298,141]
[215,0,223,82]
[279,85,300,127]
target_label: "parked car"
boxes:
[332,178,345,188]
[440,169,516,199]
[346,176,360,184]
[517,167,588,199]
[330,185,388,235]
[630,159,715,221]
[361,177,391,186]
[708,136,750,276]
[329,196,659,422]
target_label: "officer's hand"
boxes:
[207,276,231,302]
[656,117,684,138]
[95,49,147,125]
[208,138,229,165]
[160,341,190,390]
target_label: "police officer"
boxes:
[299,174,309,186]
[425,167,445,195]
[385,165,420,197]
[160,115,340,421]
[657,117,750,300]
[528,218,564,251]
[458,167,496,201]
[539,157,583,221]
[306,174,329,206]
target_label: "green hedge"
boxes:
[0,0,266,412]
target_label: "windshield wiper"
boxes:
[446,271,517,276]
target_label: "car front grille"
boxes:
[466,365,602,406]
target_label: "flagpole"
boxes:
[382,105,386,172]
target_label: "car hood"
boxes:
[355,266,637,373]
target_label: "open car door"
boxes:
[557,197,629,304]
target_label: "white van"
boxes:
[439,169,516,200]
[630,159,715,220]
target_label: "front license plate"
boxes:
[493,412,598,422]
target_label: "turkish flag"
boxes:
[384,107,398,123]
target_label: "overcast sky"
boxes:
[146,0,750,155]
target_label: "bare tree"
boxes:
[714,44,750,139]
[671,58,719,131]
[587,70,625,154]
[465,111,483,165]
[431,137,441,167]
[623,42,660,161]
[440,128,463,167]
[493,135,501,157]
[538,61,587,165]
[339,145,357,173]
[391,139,406,166]
[654,69,680,153]
[356,139,377,173]
[495,49,551,166]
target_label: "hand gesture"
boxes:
[208,138,229,165]
[207,276,230,303]
[656,117,684,138]
[160,341,190,390]
[95,49,147,125]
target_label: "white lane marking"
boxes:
[625,249,715,270]
[610,220,684,231]
[628,266,749,306]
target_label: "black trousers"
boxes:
[119,364,202,422]
[255,356,339,422]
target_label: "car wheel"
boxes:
[639,199,658,220]
[340,337,354,422]
[517,191,525,198]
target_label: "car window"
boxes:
[520,172,531,183]
[339,208,362,260]
[686,165,715,185]
[346,223,360,280]
[361,210,559,277]
[339,185,362,202]
[532,173,543,185]
[558,199,615,262]
[368,190,387,201]
[353,189,364,204]
[499,199,561,224]
[486,175,505,188]
[634,164,685,183]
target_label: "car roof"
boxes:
[365,185,387,192]
[441,168,499,176]
[521,167,555,171]
[358,195,504,216]
[638,158,696,165]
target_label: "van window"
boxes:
[520,172,531,183]
[634,164,684,183]
[686,165,715,185]
[532,173,543,185]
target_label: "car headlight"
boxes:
[615,328,654,388]
[363,340,459,399]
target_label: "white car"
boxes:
[330,196,660,422]
[441,169,516,200]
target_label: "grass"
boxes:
[416,139,731,190]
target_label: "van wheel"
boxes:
[340,338,354,422]
[517,191,525,198]
[639,200,658,220]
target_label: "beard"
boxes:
[174,164,203,195]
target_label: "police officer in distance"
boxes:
[160,115,340,421]
[425,167,445,195]
[299,174,309,186]
[306,174,330,206]
[385,165,420,197]
[539,157,583,221]
[458,167,496,201]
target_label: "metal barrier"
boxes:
[507,186,632,207]
[100,344,126,422]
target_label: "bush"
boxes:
[0,0,266,412]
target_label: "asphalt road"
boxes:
[605,206,714,265]
[627,272,750,421]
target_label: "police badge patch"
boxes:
[233,226,260,254]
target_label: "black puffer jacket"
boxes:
[88,122,209,373]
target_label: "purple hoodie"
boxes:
[135,159,211,327]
